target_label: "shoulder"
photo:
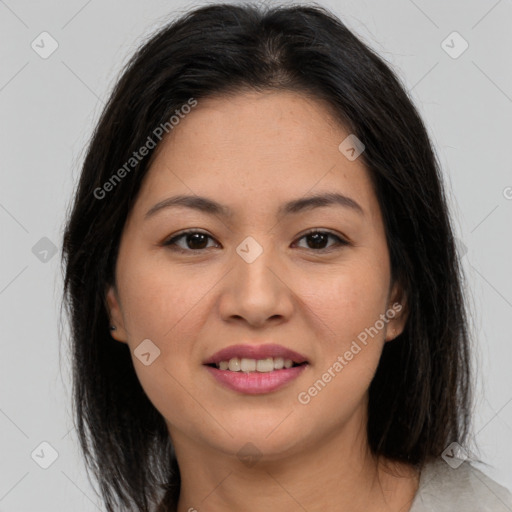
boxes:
[409,458,512,512]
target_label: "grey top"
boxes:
[409,459,512,511]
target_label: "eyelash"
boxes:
[162,229,349,253]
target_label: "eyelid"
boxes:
[162,228,350,252]
[292,229,350,250]
[162,229,220,250]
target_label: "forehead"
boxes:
[133,90,380,223]
[166,90,346,151]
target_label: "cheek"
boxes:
[118,254,215,342]
[295,259,390,403]
[117,260,213,427]
[299,260,390,345]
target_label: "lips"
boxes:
[205,363,308,394]
[203,343,308,366]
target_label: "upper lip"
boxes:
[203,344,308,365]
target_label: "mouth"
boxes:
[205,357,307,372]
[203,344,310,394]
[203,343,308,367]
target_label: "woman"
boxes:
[61,3,512,511]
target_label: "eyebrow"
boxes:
[144,192,364,220]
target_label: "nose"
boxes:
[217,240,294,327]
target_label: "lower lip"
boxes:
[204,364,308,394]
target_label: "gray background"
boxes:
[1,0,511,510]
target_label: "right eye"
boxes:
[162,230,220,252]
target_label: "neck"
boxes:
[171,413,419,512]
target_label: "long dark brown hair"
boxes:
[61,2,474,511]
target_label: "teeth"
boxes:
[256,358,274,372]
[240,358,256,372]
[228,357,241,371]
[274,357,284,369]
[216,357,299,372]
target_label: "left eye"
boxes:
[293,230,349,250]
[163,230,348,252]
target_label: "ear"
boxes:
[385,280,408,342]
[105,284,128,343]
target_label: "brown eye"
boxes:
[163,229,349,254]
[294,230,349,251]
[163,231,219,251]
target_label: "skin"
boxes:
[106,90,420,511]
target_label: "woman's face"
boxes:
[107,90,407,462]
